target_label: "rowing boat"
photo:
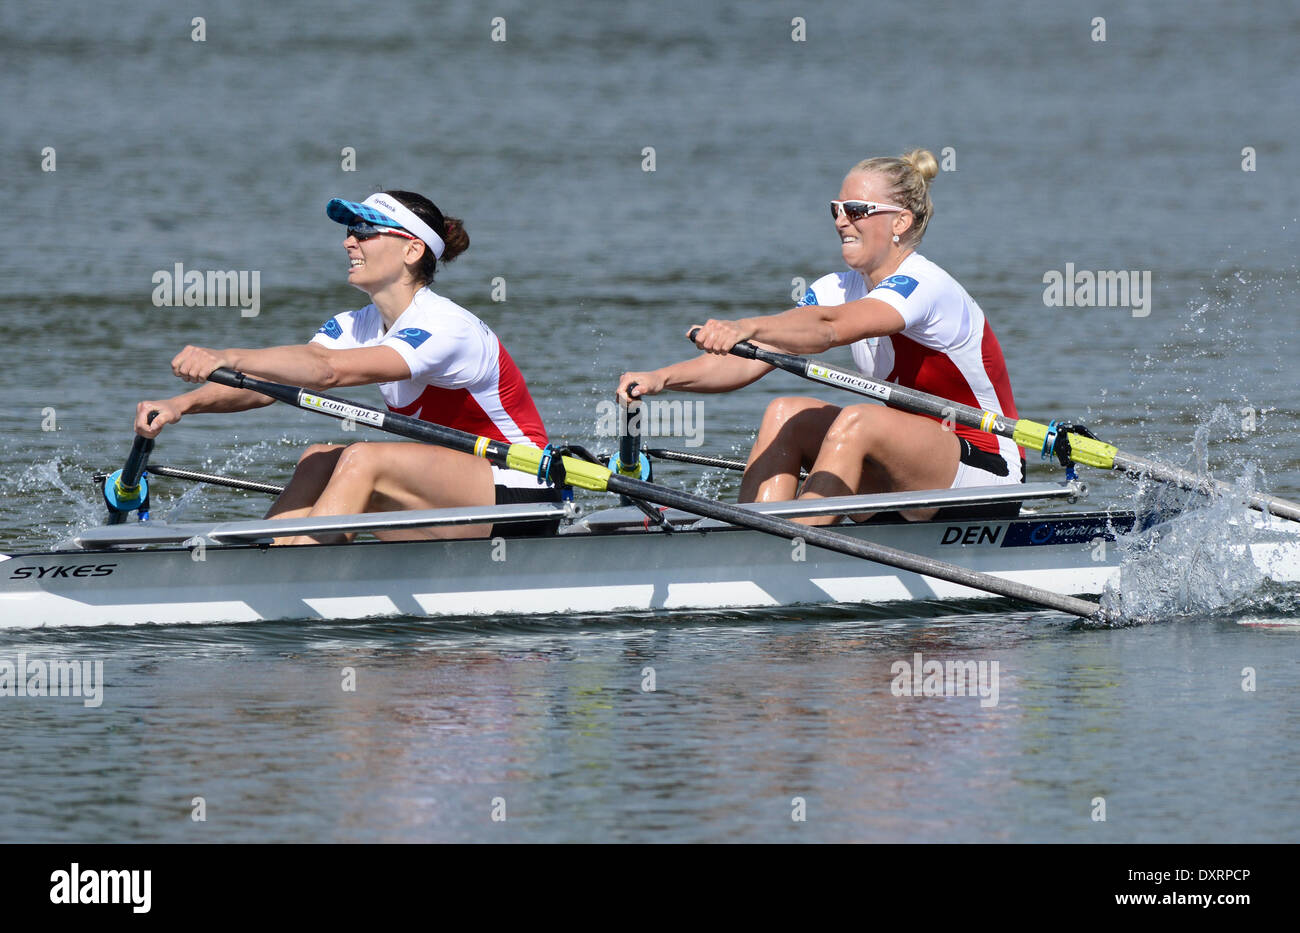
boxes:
[3,480,1299,628]
[5,344,1299,629]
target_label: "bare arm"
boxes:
[173,342,411,390]
[692,297,906,356]
[134,383,275,437]
[618,351,773,403]
[137,342,412,437]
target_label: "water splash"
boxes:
[159,440,285,523]
[689,442,749,500]
[0,438,299,549]
[1100,415,1272,621]
[1139,273,1297,484]
[0,457,107,546]
[1206,580,1300,626]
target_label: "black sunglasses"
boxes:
[346,222,417,242]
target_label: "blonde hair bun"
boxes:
[902,148,939,185]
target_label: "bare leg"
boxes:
[262,444,345,544]
[739,397,842,503]
[280,442,496,545]
[796,404,961,524]
[266,444,345,520]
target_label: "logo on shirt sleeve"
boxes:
[317,319,343,340]
[873,274,919,298]
[392,327,432,349]
[795,288,819,307]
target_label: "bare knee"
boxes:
[268,445,345,519]
[822,405,884,452]
[289,444,343,482]
[760,396,827,431]
[297,443,342,466]
[332,443,383,479]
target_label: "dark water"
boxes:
[4,609,1300,843]
[1,0,1299,842]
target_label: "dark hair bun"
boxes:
[439,217,469,263]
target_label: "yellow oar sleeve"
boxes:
[503,444,612,492]
[1011,420,1118,469]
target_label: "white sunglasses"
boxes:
[830,200,906,222]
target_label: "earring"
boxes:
[892,234,900,244]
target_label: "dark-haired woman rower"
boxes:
[134,190,557,543]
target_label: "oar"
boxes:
[103,422,155,524]
[206,367,1109,621]
[693,332,1300,523]
[612,387,650,479]
[609,387,658,516]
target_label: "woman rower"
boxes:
[134,190,558,542]
[618,149,1023,523]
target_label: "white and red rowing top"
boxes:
[310,287,549,488]
[796,252,1024,479]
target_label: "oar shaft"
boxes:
[120,435,154,489]
[736,339,992,424]
[617,394,642,474]
[722,337,1300,521]
[734,339,1035,446]
[207,368,592,484]
[1114,451,1300,523]
[613,392,652,506]
[207,367,1106,621]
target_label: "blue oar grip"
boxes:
[607,452,652,480]
[104,469,149,513]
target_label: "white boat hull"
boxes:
[2,511,1297,628]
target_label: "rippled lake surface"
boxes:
[1,0,1298,842]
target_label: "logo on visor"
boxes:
[874,275,919,298]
